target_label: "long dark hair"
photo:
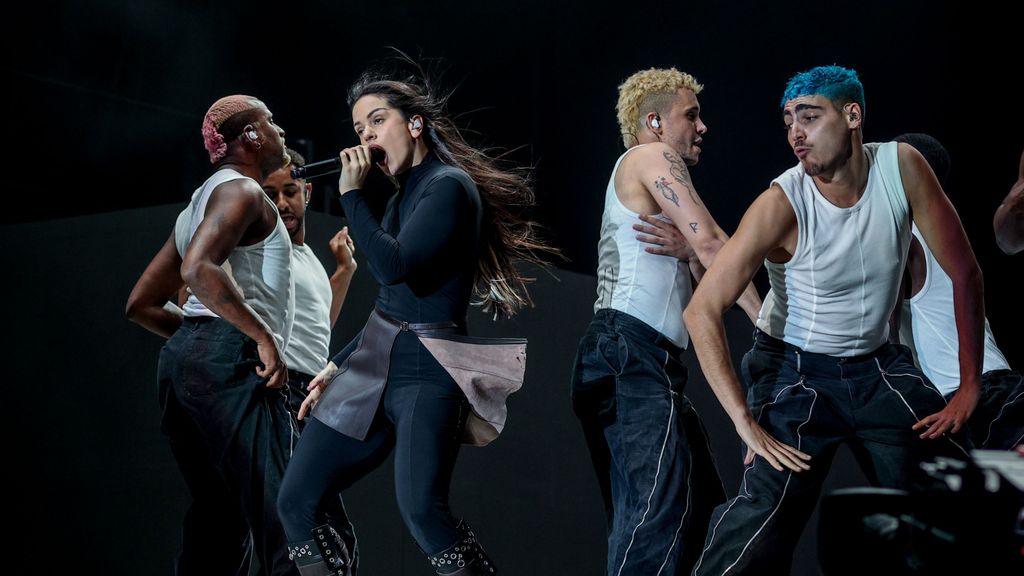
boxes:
[347,52,558,319]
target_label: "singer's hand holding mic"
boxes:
[335,146,373,196]
[291,146,386,197]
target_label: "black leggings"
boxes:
[277,334,469,555]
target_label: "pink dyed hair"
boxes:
[201,95,261,163]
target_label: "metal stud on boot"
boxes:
[287,524,352,576]
[428,521,497,575]
[287,540,333,576]
[313,524,352,575]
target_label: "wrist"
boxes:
[253,328,277,346]
[727,403,756,428]
[957,376,982,392]
[333,261,357,277]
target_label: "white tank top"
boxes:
[898,224,1008,395]
[284,243,332,375]
[756,142,910,356]
[594,146,692,348]
[175,168,294,350]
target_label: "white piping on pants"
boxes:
[877,361,970,458]
[694,378,815,575]
[616,351,681,576]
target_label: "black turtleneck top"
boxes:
[336,153,482,334]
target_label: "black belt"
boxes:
[373,307,460,333]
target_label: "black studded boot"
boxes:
[427,520,497,575]
[287,524,353,576]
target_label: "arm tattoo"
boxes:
[689,222,699,234]
[663,151,702,206]
[654,176,680,207]
[664,151,690,184]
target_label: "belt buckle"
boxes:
[400,320,410,331]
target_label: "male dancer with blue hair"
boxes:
[683,66,983,574]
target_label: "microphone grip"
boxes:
[291,157,338,180]
[290,147,386,180]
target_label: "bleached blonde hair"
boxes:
[616,68,703,148]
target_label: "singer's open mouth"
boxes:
[369,145,387,165]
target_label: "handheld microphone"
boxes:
[291,147,386,180]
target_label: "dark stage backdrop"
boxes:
[12,207,995,576]
[8,0,1020,336]
[6,0,1022,574]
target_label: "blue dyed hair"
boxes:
[780,65,865,112]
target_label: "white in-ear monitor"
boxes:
[412,118,423,130]
[651,116,661,129]
[246,129,258,141]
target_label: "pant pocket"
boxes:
[181,332,256,397]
